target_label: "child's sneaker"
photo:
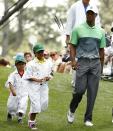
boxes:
[28,120,37,130]
[18,118,23,124]
[7,113,12,121]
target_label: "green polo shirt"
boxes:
[70,22,106,59]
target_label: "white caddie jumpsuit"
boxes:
[5,70,28,116]
[24,58,53,113]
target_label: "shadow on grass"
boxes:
[0,119,31,131]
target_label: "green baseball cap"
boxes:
[15,55,26,64]
[33,44,44,53]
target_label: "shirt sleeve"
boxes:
[65,6,76,35]
[5,73,15,88]
[100,29,106,48]
[70,28,78,46]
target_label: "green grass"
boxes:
[0,67,113,131]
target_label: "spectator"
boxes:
[24,52,33,63]
[44,50,50,60]
[0,58,10,67]
[65,0,101,46]
[50,51,62,72]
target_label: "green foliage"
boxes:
[23,5,66,46]
[99,0,113,31]
[0,67,13,89]
[67,0,78,8]
[0,67,113,131]
[1,0,113,56]
[0,3,67,55]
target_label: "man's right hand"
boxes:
[65,35,70,45]
[71,60,78,70]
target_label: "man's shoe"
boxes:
[7,113,12,121]
[85,121,93,127]
[67,110,74,123]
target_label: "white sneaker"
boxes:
[67,110,74,123]
[85,121,93,127]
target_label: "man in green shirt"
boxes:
[67,5,106,127]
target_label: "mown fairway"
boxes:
[0,67,113,131]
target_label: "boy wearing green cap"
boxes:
[5,55,28,124]
[24,44,53,130]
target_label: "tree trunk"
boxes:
[1,0,9,57]
[13,9,23,50]
[0,0,29,26]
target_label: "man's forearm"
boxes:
[70,44,76,61]
[99,48,105,73]
[66,35,70,45]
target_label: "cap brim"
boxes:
[15,60,26,64]
[35,49,44,53]
[87,10,97,15]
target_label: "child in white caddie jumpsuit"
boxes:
[6,55,28,124]
[24,43,53,130]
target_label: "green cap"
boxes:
[15,55,26,64]
[33,44,44,53]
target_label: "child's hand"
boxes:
[12,89,16,96]
[28,78,44,83]
[44,77,51,81]
[9,82,16,96]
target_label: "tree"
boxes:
[23,5,66,46]
[67,0,78,7]
[0,0,70,56]
[99,0,113,31]
[13,8,23,50]
[1,0,24,56]
[0,0,29,26]
[1,0,10,56]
